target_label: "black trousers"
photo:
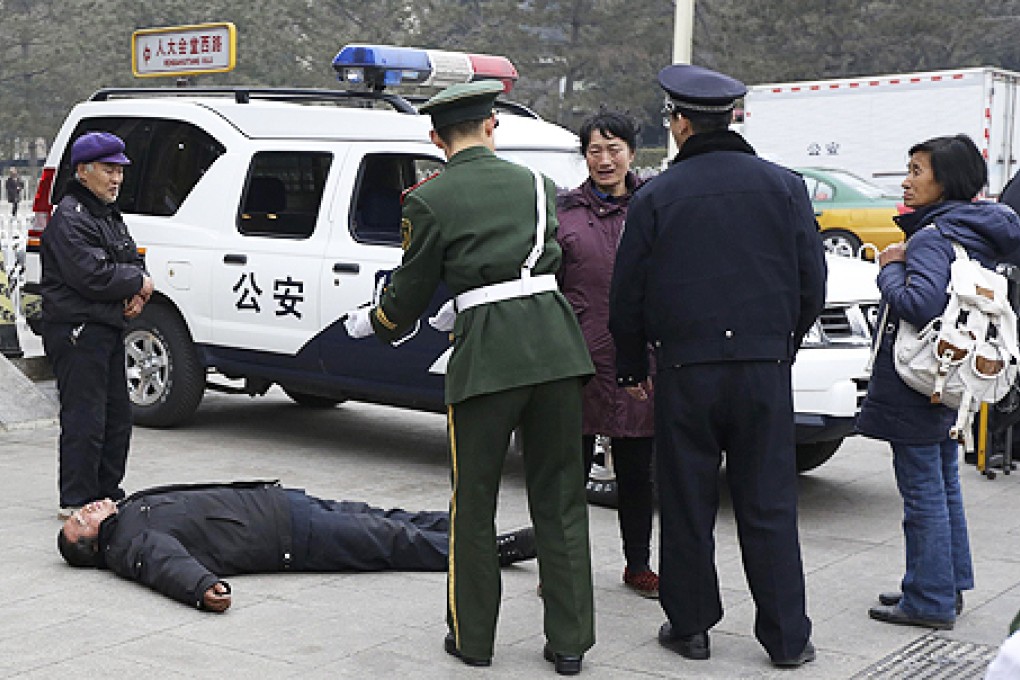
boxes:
[655,360,811,661]
[582,434,654,571]
[287,490,449,571]
[43,321,131,507]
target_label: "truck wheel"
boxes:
[125,304,204,427]
[821,230,863,258]
[282,388,344,409]
[796,439,843,472]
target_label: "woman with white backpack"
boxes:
[858,134,1020,630]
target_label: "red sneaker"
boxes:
[623,567,659,599]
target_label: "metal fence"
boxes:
[0,214,30,320]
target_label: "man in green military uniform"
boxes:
[343,80,595,675]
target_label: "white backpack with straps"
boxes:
[880,239,1020,441]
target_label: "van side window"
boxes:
[351,153,444,245]
[238,152,333,238]
[56,117,224,216]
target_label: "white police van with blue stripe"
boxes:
[24,45,878,472]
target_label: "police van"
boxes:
[24,44,879,472]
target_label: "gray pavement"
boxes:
[1,373,1020,678]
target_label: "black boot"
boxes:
[497,527,537,567]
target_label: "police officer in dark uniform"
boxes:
[343,81,595,675]
[608,65,826,667]
[41,132,153,518]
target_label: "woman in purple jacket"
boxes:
[556,111,658,598]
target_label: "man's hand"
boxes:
[878,242,906,267]
[343,307,375,338]
[123,294,146,319]
[203,582,231,613]
[139,274,154,300]
[124,274,155,320]
[624,378,653,402]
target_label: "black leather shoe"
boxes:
[497,527,537,567]
[543,645,583,675]
[878,590,964,616]
[657,622,709,660]
[444,633,491,667]
[772,640,816,668]
[868,604,954,630]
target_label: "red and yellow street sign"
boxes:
[132,22,237,78]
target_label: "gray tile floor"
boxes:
[2,374,1019,678]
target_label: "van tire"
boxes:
[796,439,842,472]
[125,304,204,428]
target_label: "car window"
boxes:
[56,117,225,216]
[802,176,834,202]
[351,153,443,245]
[238,151,333,239]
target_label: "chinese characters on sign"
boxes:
[806,142,840,157]
[233,272,306,319]
[132,23,236,78]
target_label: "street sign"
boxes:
[132,22,237,78]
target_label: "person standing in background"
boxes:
[609,64,825,667]
[343,81,595,675]
[41,132,152,519]
[6,167,24,216]
[556,110,658,599]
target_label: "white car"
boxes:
[24,44,879,473]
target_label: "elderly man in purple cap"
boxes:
[40,132,153,519]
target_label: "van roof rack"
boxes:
[88,87,417,114]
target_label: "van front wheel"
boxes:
[124,304,204,428]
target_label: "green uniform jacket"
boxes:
[371,145,593,404]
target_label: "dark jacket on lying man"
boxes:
[57,480,536,612]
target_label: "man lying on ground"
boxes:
[57,480,536,612]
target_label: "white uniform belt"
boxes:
[455,274,558,312]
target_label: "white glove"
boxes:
[428,300,457,332]
[343,307,375,339]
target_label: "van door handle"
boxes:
[223,254,247,265]
[333,262,360,274]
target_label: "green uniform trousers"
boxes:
[446,376,595,660]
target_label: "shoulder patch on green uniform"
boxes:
[401,170,441,204]
[400,217,412,251]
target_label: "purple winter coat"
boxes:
[556,173,654,438]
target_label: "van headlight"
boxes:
[801,303,874,348]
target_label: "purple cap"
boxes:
[70,132,131,167]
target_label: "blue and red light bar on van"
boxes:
[332,44,518,93]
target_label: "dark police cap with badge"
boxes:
[658,64,746,116]
[418,80,504,129]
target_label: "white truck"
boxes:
[742,66,1020,195]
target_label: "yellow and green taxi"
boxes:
[797,167,905,259]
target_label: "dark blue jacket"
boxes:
[856,200,1020,444]
[40,179,146,328]
[97,481,293,609]
[609,131,826,381]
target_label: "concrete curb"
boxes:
[0,353,57,431]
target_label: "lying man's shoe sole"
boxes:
[772,640,816,668]
[868,604,954,630]
[878,590,963,615]
[444,633,491,667]
[657,622,709,660]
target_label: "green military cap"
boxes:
[418,80,504,129]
